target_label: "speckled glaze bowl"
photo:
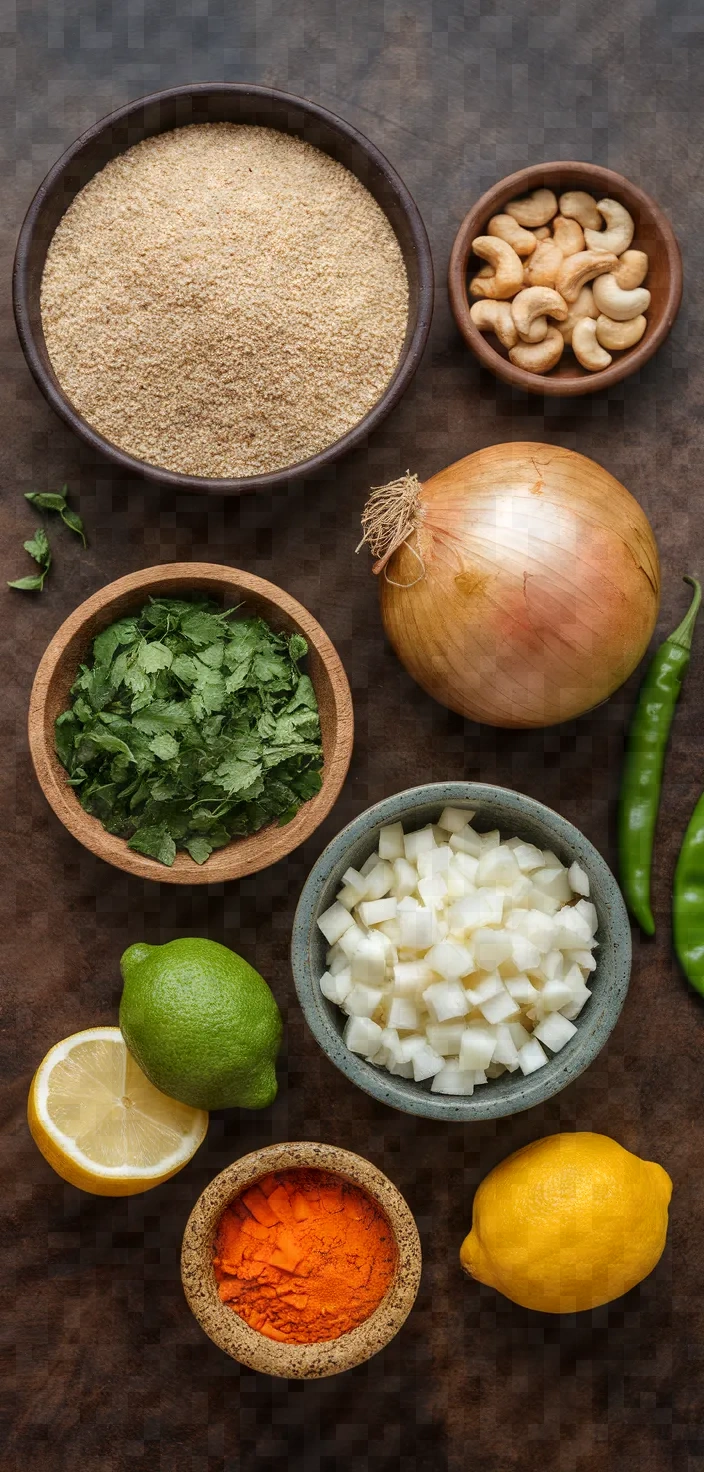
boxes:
[291,783,631,1121]
[181,1141,422,1378]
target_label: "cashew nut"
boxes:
[555,249,619,302]
[558,191,602,231]
[595,313,647,351]
[511,287,568,343]
[592,272,651,321]
[584,198,635,256]
[469,299,519,349]
[505,188,558,228]
[533,226,552,241]
[487,214,537,257]
[524,239,564,289]
[509,325,564,373]
[469,236,524,299]
[557,285,599,345]
[551,215,585,256]
[613,249,649,290]
[571,317,612,371]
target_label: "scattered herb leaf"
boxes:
[54,598,324,866]
[8,526,52,591]
[25,485,87,547]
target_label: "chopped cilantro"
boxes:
[54,598,324,866]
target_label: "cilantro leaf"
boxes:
[127,825,177,866]
[25,486,87,546]
[24,528,50,566]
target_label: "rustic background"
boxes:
[2,1,703,1468]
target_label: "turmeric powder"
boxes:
[213,1167,397,1343]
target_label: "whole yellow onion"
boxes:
[365,443,660,729]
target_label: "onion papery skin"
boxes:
[380,443,660,729]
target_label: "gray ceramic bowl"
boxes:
[291,783,631,1121]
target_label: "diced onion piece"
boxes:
[478,830,501,852]
[422,980,470,1022]
[387,995,420,1030]
[336,883,361,911]
[535,978,575,1014]
[344,983,384,1018]
[473,927,513,969]
[431,1063,476,1095]
[552,905,593,949]
[449,827,483,857]
[388,1058,414,1077]
[509,932,542,971]
[491,1024,520,1070]
[342,866,367,893]
[378,822,405,860]
[459,1025,496,1072]
[404,826,436,861]
[438,806,477,833]
[448,889,504,934]
[568,861,590,897]
[418,874,448,907]
[428,844,453,875]
[476,846,520,887]
[426,1021,467,1056]
[541,849,564,870]
[393,960,434,993]
[574,899,598,935]
[479,989,520,1024]
[344,1016,383,1057]
[320,969,352,1004]
[540,949,564,980]
[505,975,539,1005]
[425,941,474,980]
[510,909,557,952]
[359,852,380,877]
[399,908,434,950]
[350,934,387,985]
[358,897,398,926]
[564,948,597,973]
[363,861,394,901]
[338,923,367,960]
[328,952,350,976]
[452,852,479,884]
[398,1034,427,1061]
[507,1020,532,1050]
[317,902,355,945]
[392,857,417,897]
[410,1043,445,1082]
[465,972,504,1006]
[517,1038,549,1075]
[532,866,573,904]
[511,841,545,873]
[533,1013,577,1051]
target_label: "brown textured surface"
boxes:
[2,2,703,1469]
[180,1142,421,1378]
[28,564,353,882]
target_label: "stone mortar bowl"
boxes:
[291,782,631,1121]
[180,1141,422,1378]
[28,563,353,884]
[13,83,433,496]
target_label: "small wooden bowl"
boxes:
[13,83,433,496]
[28,564,353,884]
[180,1141,422,1378]
[448,161,682,396]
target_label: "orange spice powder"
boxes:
[213,1167,397,1344]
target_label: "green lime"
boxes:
[119,938,282,1111]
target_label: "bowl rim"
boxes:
[13,81,434,496]
[180,1140,422,1378]
[448,160,683,398]
[291,781,632,1121]
[27,562,354,885]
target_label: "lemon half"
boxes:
[28,1027,208,1196]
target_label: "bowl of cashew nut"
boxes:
[448,162,682,396]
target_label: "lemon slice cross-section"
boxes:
[28,1027,208,1196]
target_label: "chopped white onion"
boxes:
[318,818,598,1095]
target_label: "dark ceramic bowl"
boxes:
[448,161,682,397]
[291,783,631,1121]
[13,83,433,496]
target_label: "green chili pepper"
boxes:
[618,575,701,936]
[673,792,704,995]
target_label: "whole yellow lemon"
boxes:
[460,1132,672,1313]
